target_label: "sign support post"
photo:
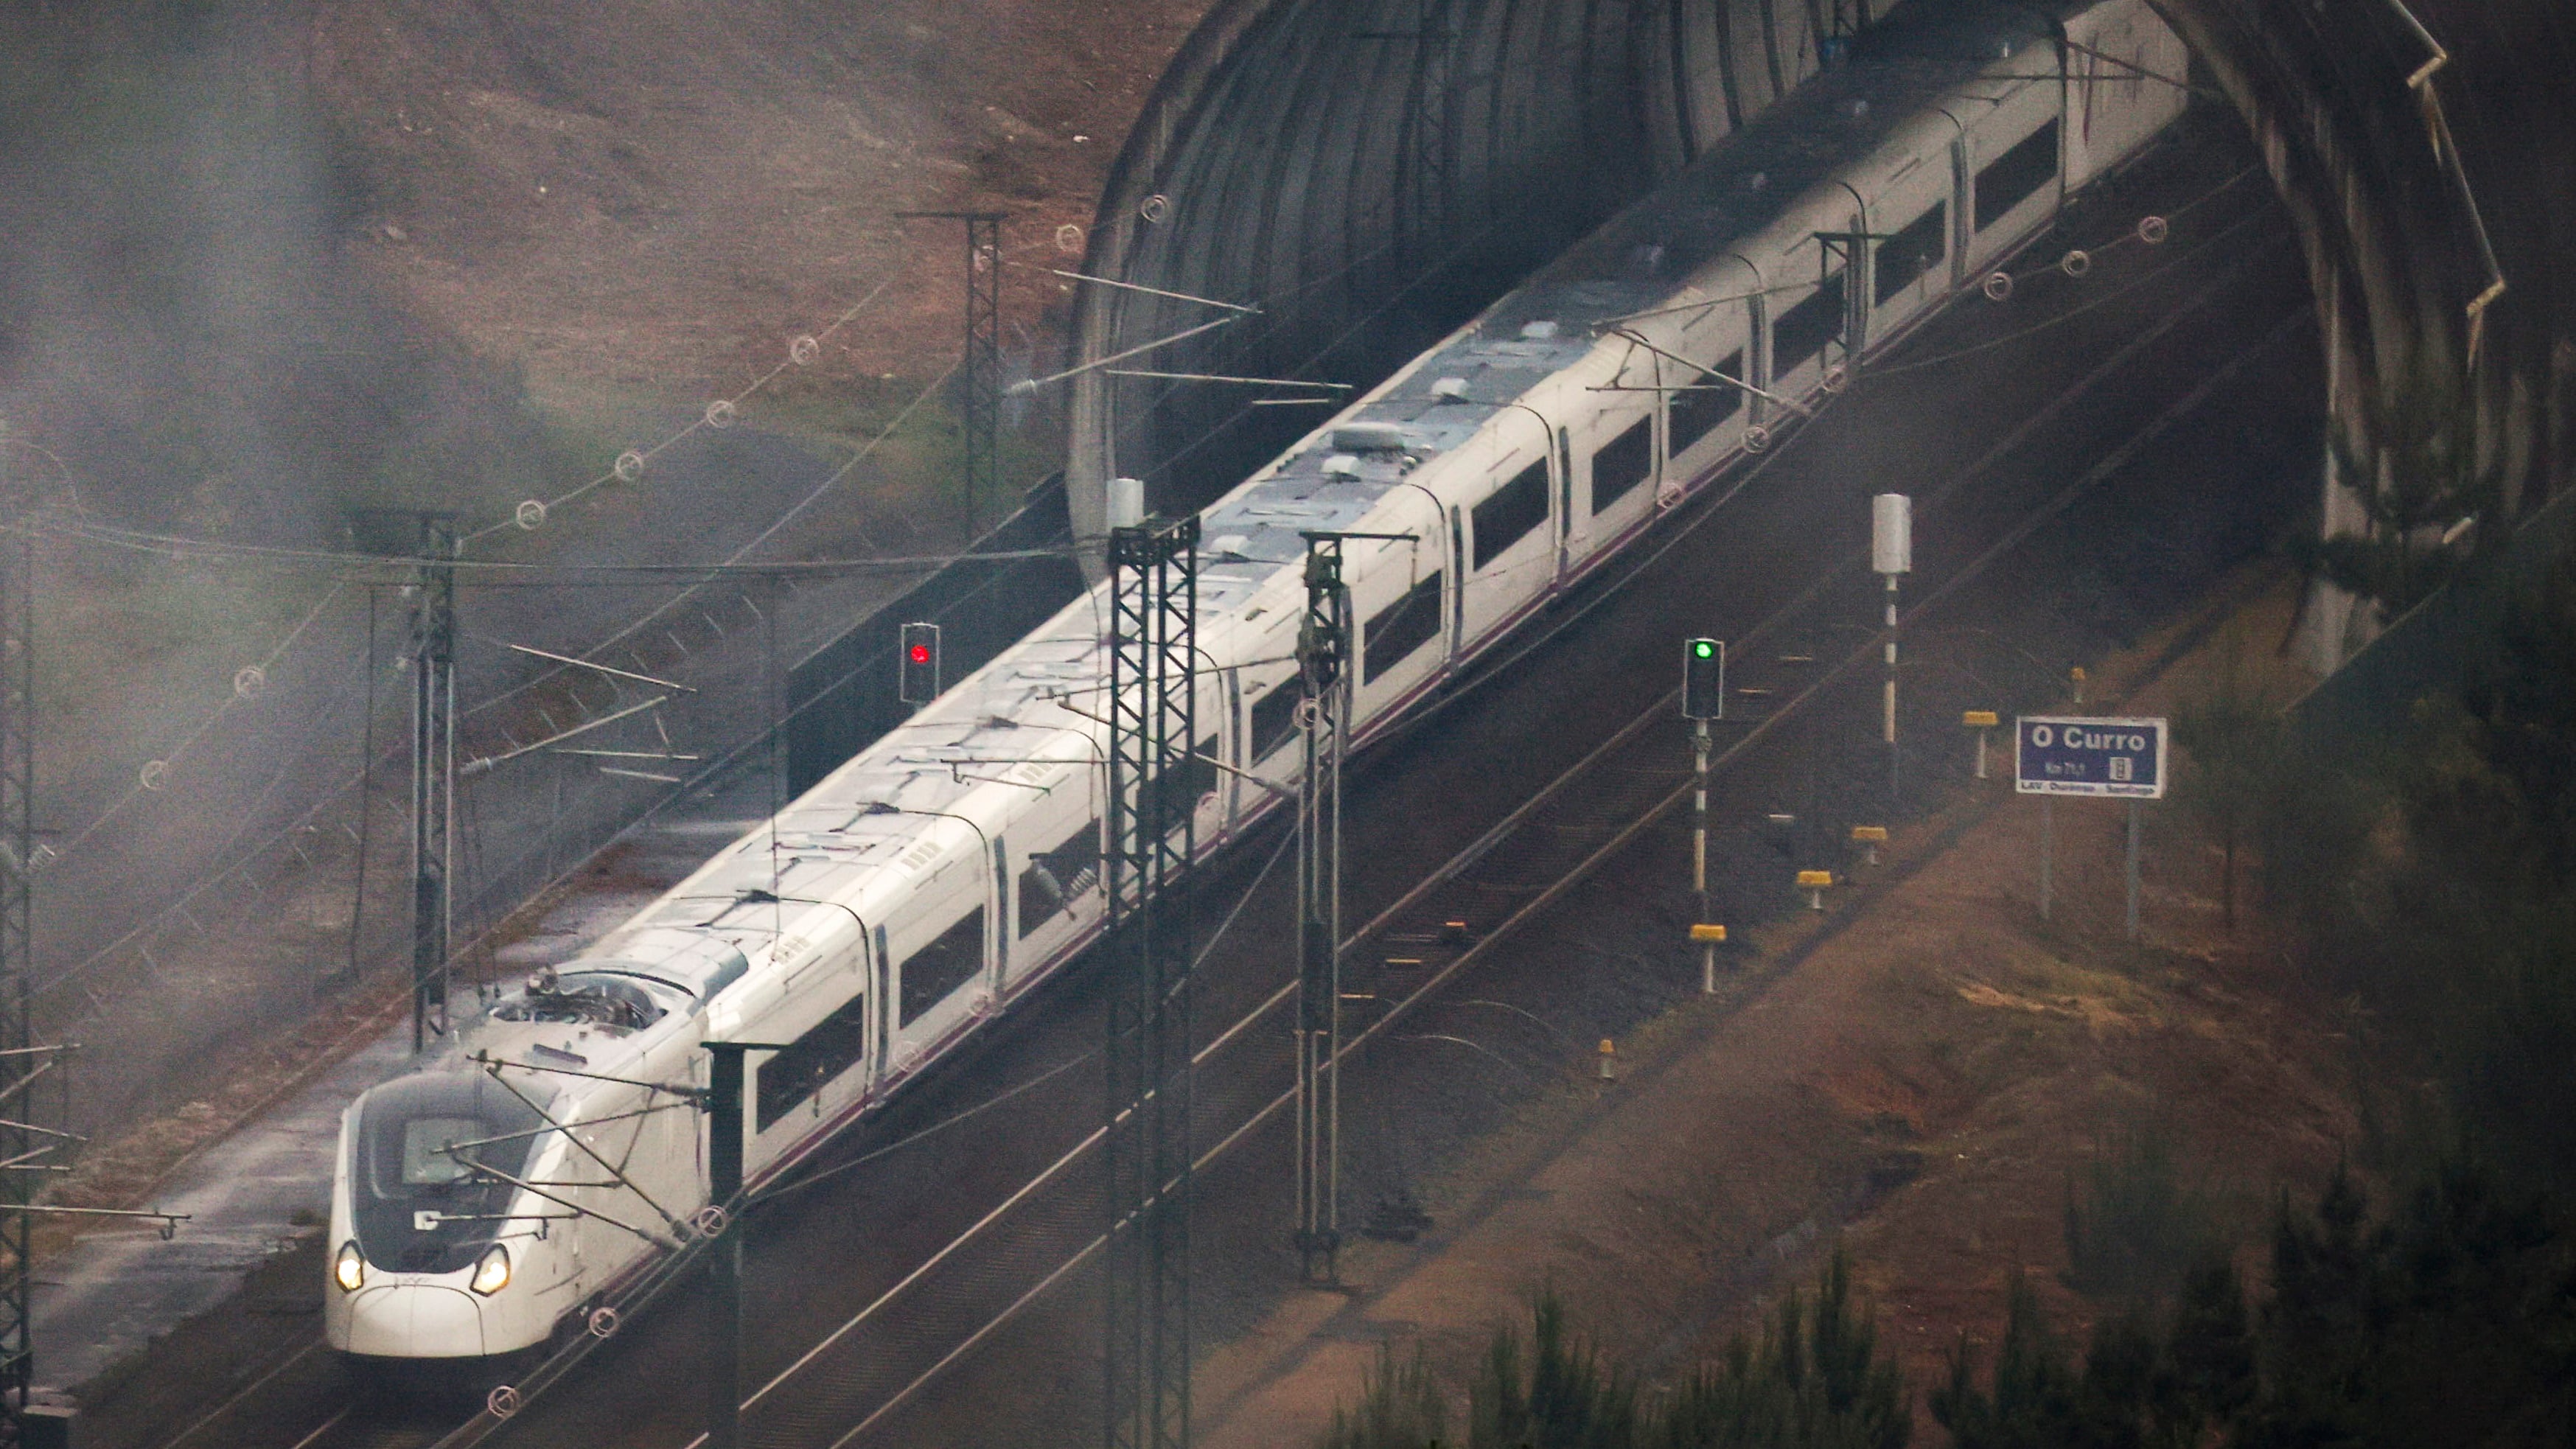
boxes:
[2039,798,2053,921]
[2126,800,2142,943]
[2015,715,2166,935]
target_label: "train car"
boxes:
[327,0,2186,1370]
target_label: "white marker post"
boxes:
[1872,494,1911,803]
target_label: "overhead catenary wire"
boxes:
[20,225,1093,1009]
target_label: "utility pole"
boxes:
[1872,495,1911,804]
[1288,536,1347,1282]
[410,513,460,1052]
[898,212,1006,540]
[0,433,34,1440]
[699,1041,779,1449]
[0,433,173,1448]
[1103,514,1198,1449]
[1358,0,1456,276]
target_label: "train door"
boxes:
[1958,76,2064,276]
[883,848,991,1080]
[1458,443,1554,649]
[1577,392,1661,551]
[735,916,874,1179]
[1658,253,1762,495]
[1347,526,1448,728]
[1764,200,1861,405]
[1009,775,1102,994]
[1861,115,1966,346]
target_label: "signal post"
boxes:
[1683,639,1725,992]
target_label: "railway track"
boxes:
[414,172,2306,1448]
[184,130,2306,1449]
[622,305,2308,1449]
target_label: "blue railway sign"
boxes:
[2015,715,2167,799]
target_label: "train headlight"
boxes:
[333,1240,365,1293]
[470,1243,512,1296]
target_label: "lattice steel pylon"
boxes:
[409,514,459,1053]
[1394,0,1456,276]
[1103,514,1199,1449]
[0,433,35,1437]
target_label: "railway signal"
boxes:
[1682,638,1725,720]
[899,621,942,705]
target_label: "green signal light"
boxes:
[1692,640,1715,658]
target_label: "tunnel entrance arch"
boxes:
[1064,0,1896,540]
[1067,0,2569,671]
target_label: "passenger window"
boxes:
[1249,680,1303,761]
[1589,416,1655,515]
[1668,350,1745,458]
[756,991,868,1130]
[1874,201,1947,304]
[898,908,984,1027]
[1770,272,1846,380]
[1018,822,1099,938]
[1975,118,2059,231]
[1363,572,1444,682]
[1471,461,1550,569]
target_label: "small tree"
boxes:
[2292,356,2499,624]
[1324,1341,1450,1449]
[2170,635,2286,932]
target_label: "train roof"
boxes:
[541,0,2100,1015]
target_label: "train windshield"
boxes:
[352,1072,551,1275]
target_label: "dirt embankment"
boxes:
[1200,570,2359,1445]
[313,0,1214,413]
[1,0,1215,1235]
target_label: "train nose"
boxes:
[340,1283,486,1358]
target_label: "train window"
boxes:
[1770,271,1846,380]
[1975,118,2059,231]
[1668,350,1745,458]
[1472,460,1549,569]
[755,991,869,1131]
[1363,571,1445,682]
[1018,821,1099,938]
[400,1120,483,1187]
[1249,680,1303,761]
[898,908,984,1027]
[1589,416,1655,515]
[1874,201,1947,304]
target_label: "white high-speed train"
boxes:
[327,0,2185,1367]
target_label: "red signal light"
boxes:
[909,643,931,665]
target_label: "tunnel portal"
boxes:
[1065,0,2571,671]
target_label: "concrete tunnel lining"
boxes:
[1061,0,2571,669]
[1064,0,1894,547]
